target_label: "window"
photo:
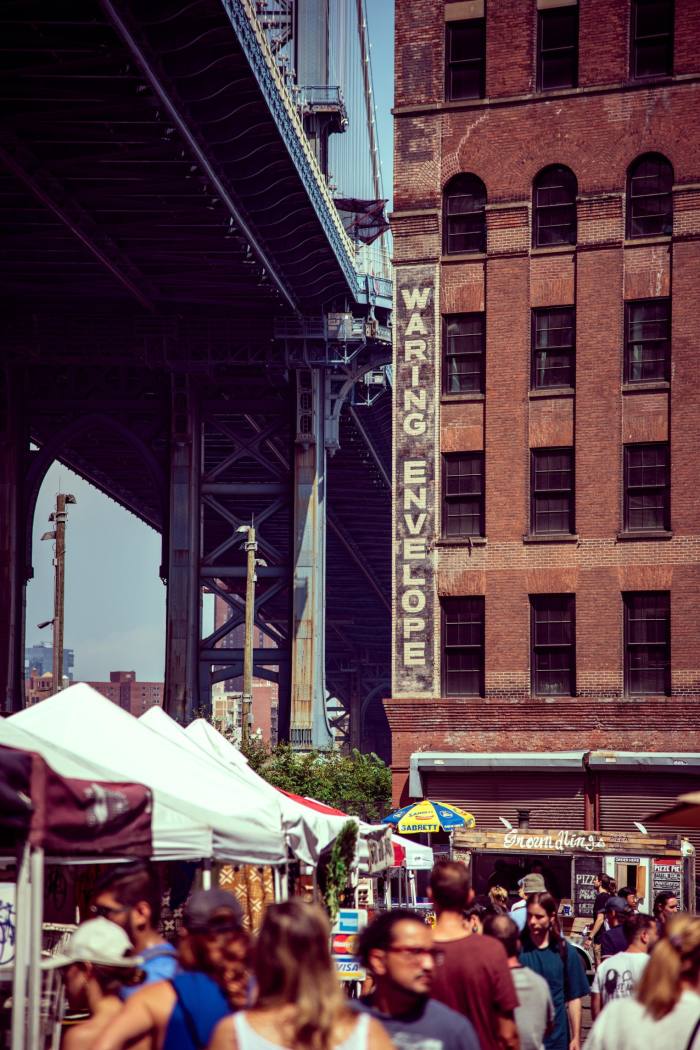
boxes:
[443,174,486,254]
[532,166,577,247]
[445,19,485,100]
[537,5,578,91]
[624,443,669,531]
[625,299,670,382]
[532,307,575,388]
[626,153,673,239]
[442,597,484,696]
[530,595,575,696]
[443,453,485,537]
[531,449,574,534]
[631,0,674,78]
[444,313,485,393]
[624,592,670,695]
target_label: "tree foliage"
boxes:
[237,736,392,824]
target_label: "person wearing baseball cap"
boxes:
[43,918,145,1050]
[510,873,547,932]
[93,888,251,1050]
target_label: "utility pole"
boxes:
[240,522,258,744]
[40,493,76,693]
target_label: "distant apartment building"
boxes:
[25,669,164,716]
[389,0,700,854]
[25,642,74,681]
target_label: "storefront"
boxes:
[452,826,695,918]
[410,750,700,903]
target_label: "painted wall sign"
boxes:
[393,267,437,695]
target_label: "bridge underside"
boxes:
[0,0,391,752]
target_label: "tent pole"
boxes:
[28,846,44,1050]
[11,843,31,1050]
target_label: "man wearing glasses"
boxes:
[91,861,178,996]
[356,909,480,1050]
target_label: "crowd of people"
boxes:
[43,859,700,1050]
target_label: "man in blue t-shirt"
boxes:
[519,894,589,1050]
[355,909,480,1050]
[91,861,179,997]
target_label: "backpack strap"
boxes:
[169,979,205,1049]
[685,1014,700,1050]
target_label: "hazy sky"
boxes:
[26,1,394,684]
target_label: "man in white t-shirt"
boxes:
[590,913,657,1020]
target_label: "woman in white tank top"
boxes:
[208,901,392,1050]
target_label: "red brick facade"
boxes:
[389,1,700,813]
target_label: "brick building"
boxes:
[24,669,163,715]
[388,0,700,857]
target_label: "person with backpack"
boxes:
[518,892,589,1050]
[93,889,250,1050]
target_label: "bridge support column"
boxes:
[164,379,201,723]
[0,369,27,713]
[290,370,332,749]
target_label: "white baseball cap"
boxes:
[42,918,143,970]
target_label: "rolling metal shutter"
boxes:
[423,770,585,829]
[598,772,700,876]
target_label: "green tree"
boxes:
[237,735,392,824]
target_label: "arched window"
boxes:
[627,153,673,238]
[532,165,577,247]
[443,174,486,255]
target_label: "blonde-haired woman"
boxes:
[208,900,393,1050]
[584,914,700,1050]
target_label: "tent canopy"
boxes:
[0,744,152,856]
[9,685,286,865]
[0,716,210,861]
[177,715,353,866]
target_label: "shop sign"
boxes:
[502,829,607,853]
[331,909,367,981]
[652,857,683,903]
[364,827,394,874]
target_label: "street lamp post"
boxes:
[237,522,266,744]
[40,493,76,693]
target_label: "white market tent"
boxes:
[0,716,210,861]
[141,707,352,866]
[8,684,287,865]
[182,718,394,872]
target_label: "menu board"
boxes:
[573,855,600,917]
[652,857,683,906]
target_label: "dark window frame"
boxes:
[532,165,578,247]
[443,174,487,255]
[531,306,576,389]
[537,5,578,91]
[626,153,674,239]
[530,594,576,697]
[442,596,485,697]
[623,591,671,696]
[530,447,575,535]
[443,312,485,394]
[630,0,674,80]
[623,442,670,532]
[624,298,670,383]
[445,18,486,101]
[442,451,485,538]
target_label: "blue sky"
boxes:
[27,2,395,683]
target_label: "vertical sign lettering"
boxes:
[393,267,436,695]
